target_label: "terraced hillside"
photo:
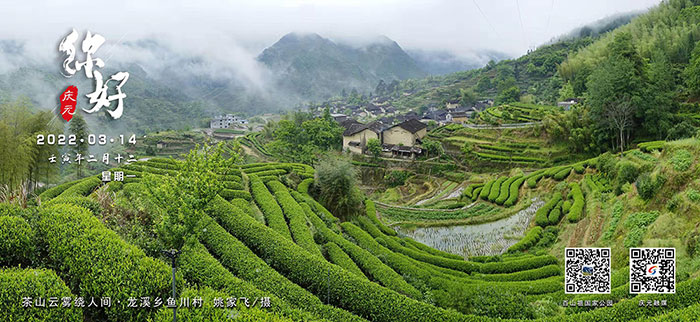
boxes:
[429,123,578,168]
[5,138,700,321]
[477,103,559,125]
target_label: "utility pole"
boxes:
[162,249,181,322]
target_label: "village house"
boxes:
[473,99,494,111]
[445,99,461,109]
[381,118,427,159]
[421,109,448,125]
[340,117,428,159]
[331,113,349,123]
[364,104,384,117]
[446,111,470,123]
[341,120,382,154]
[382,118,427,147]
[557,98,580,110]
[210,114,248,129]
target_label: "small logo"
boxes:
[60,86,78,122]
[582,265,594,276]
[646,264,660,277]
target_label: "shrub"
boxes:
[638,140,665,152]
[562,200,572,214]
[553,167,572,181]
[496,176,521,205]
[249,176,291,239]
[507,227,543,253]
[535,193,562,227]
[197,211,361,322]
[363,225,480,274]
[58,176,101,198]
[548,208,562,225]
[617,161,640,184]
[206,196,469,322]
[567,182,585,222]
[219,188,252,201]
[314,158,363,220]
[0,216,33,266]
[0,268,82,322]
[671,149,693,172]
[478,255,558,274]
[152,287,293,322]
[37,180,80,202]
[636,172,662,200]
[623,211,660,248]
[526,170,545,188]
[596,152,619,178]
[0,203,23,217]
[267,181,322,257]
[602,201,624,240]
[44,195,101,216]
[688,189,700,202]
[573,163,585,174]
[178,240,317,321]
[488,177,507,202]
[504,177,526,207]
[297,178,314,194]
[324,242,367,279]
[230,198,255,218]
[222,180,244,190]
[480,179,495,200]
[36,204,172,322]
[472,264,560,282]
[463,183,484,199]
[365,200,396,236]
[384,170,411,187]
[472,187,483,201]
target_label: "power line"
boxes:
[515,0,530,51]
[544,0,555,41]
[472,0,500,39]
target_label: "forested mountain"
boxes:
[258,33,427,100]
[406,49,509,76]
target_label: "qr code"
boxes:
[629,248,675,294]
[565,248,611,294]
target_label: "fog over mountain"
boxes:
[0,0,662,134]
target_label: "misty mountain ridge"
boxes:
[406,48,510,75]
[257,32,428,99]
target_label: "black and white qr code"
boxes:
[629,248,675,294]
[565,248,611,294]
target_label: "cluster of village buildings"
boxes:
[209,114,249,129]
[331,97,494,159]
[208,96,579,159]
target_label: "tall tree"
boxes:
[144,143,237,250]
[366,138,382,160]
[586,32,645,150]
[313,157,362,221]
[605,100,635,156]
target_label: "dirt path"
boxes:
[584,197,605,245]
[241,144,261,158]
[568,216,590,247]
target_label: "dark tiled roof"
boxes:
[342,120,381,136]
[339,119,360,129]
[391,118,427,134]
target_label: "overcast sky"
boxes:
[1,0,662,64]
